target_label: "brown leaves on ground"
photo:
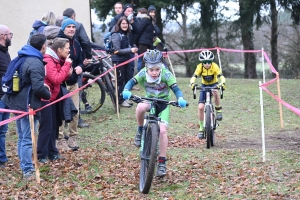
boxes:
[1,132,300,199]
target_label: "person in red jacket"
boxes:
[37,38,72,163]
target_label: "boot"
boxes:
[67,136,79,151]
[56,139,71,151]
[78,117,89,128]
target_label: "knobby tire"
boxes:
[80,73,106,114]
[139,123,159,194]
[205,106,212,149]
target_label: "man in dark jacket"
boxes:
[63,8,93,128]
[63,8,92,60]
[0,24,13,168]
[56,18,83,150]
[2,33,51,179]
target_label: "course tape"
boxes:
[0,47,299,126]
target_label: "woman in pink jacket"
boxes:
[37,38,72,163]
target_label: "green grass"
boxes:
[1,78,300,199]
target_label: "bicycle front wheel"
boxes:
[139,123,159,194]
[205,106,212,149]
[80,73,106,114]
[104,74,117,113]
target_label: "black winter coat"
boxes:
[57,30,83,86]
[136,14,154,47]
[109,13,139,46]
[0,44,11,98]
[74,21,92,59]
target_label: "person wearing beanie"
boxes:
[136,8,154,71]
[61,18,76,31]
[62,8,92,60]
[147,5,161,36]
[56,17,84,151]
[148,5,156,14]
[62,8,91,129]
[123,3,133,13]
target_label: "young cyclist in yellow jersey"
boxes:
[190,50,226,139]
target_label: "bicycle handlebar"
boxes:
[129,95,189,107]
[192,84,223,99]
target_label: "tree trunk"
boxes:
[270,0,279,78]
[239,0,257,78]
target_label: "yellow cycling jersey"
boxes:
[193,62,225,85]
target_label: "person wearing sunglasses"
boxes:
[0,24,13,168]
[190,50,226,139]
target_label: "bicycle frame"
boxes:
[91,49,115,79]
[140,102,161,156]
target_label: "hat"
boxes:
[61,18,76,31]
[148,5,156,12]
[44,25,60,39]
[123,4,133,12]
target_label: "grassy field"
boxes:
[1,78,300,199]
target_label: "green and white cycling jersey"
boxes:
[134,68,176,100]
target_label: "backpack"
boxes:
[103,32,122,54]
[27,29,37,44]
[2,56,27,95]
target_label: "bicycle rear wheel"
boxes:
[80,73,106,114]
[139,123,159,194]
[205,106,212,149]
[104,74,117,113]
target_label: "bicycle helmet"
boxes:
[199,50,214,61]
[143,49,163,64]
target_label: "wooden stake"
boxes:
[276,73,284,128]
[114,64,120,118]
[166,54,176,80]
[29,107,40,183]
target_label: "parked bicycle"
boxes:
[130,95,189,194]
[80,50,117,114]
[193,84,223,149]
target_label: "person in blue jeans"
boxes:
[0,100,9,168]
[1,34,51,179]
[0,24,13,168]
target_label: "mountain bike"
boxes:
[80,50,117,114]
[130,95,188,194]
[193,84,223,149]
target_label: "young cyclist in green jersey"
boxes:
[190,50,226,139]
[122,49,187,177]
